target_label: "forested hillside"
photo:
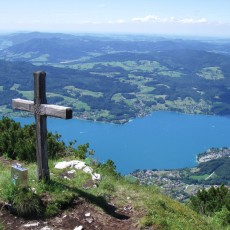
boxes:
[1,32,230,123]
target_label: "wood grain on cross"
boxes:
[12,71,72,181]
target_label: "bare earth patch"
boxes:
[0,197,150,230]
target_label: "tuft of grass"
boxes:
[0,221,4,230]
[6,186,44,218]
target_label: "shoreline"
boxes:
[1,108,228,125]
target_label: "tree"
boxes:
[190,185,230,216]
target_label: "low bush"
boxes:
[6,186,44,218]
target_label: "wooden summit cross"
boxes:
[12,71,72,181]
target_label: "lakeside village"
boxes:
[130,147,230,202]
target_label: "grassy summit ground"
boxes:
[0,156,218,230]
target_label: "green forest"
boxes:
[1,33,230,123]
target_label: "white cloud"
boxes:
[131,15,208,25]
[179,18,207,24]
[56,15,209,27]
[116,19,126,24]
[132,15,161,23]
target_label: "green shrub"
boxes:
[0,117,65,161]
[44,203,59,217]
[7,186,44,218]
[44,193,74,217]
[66,142,94,160]
[190,184,230,215]
[0,117,92,162]
[101,182,115,193]
[213,207,230,227]
[97,159,119,177]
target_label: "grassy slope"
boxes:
[0,157,217,230]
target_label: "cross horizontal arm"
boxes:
[42,104,72,119]
[12,98,34,112]
[12,98,72,119]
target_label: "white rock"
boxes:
[67,169,76,174]
[74,161,86,170]
[64,176,70,180]
[23,222,39,227]
[69,160,82,167]
[73,226,83,230]
[54,161,71,169]
[31,187,37,194]
[85,217,94,223]
[55,161,101,182]
[85,212,91,217]
[83,166,93,174]
[40,226,52,230]
[92,173,101,181]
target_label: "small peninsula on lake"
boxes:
[130,147,230,202]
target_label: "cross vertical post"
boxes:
[34,71,49,181]
[12,71,73,182]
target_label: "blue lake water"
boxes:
[12,111,230,174]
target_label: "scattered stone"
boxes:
[23,222,39,227]
[30,187,36,194]
[55,161,71,169]
[123,205,132,211]
[85,212,91,217]
[74,161,86,170]
[53,217,63,225]
[85,217,94,224]
[83,166,93,174]
[92,173,101,181]
[73,225,83,230]
[83,179,97,190]
[69,160,84,167]
[55,160,101,181]
[67,169,76,174]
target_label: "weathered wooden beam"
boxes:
[33,71,50,182]
[12,98,34,112]
[12,99,72,119]
[42,104,72,119]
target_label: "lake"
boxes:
[13,111,230,174]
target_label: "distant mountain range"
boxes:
[1,32,230,123]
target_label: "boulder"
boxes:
[83,166,93,174]
[92,173,101,181]
[54,161,71,169]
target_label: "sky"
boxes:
[1,0,230,37]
